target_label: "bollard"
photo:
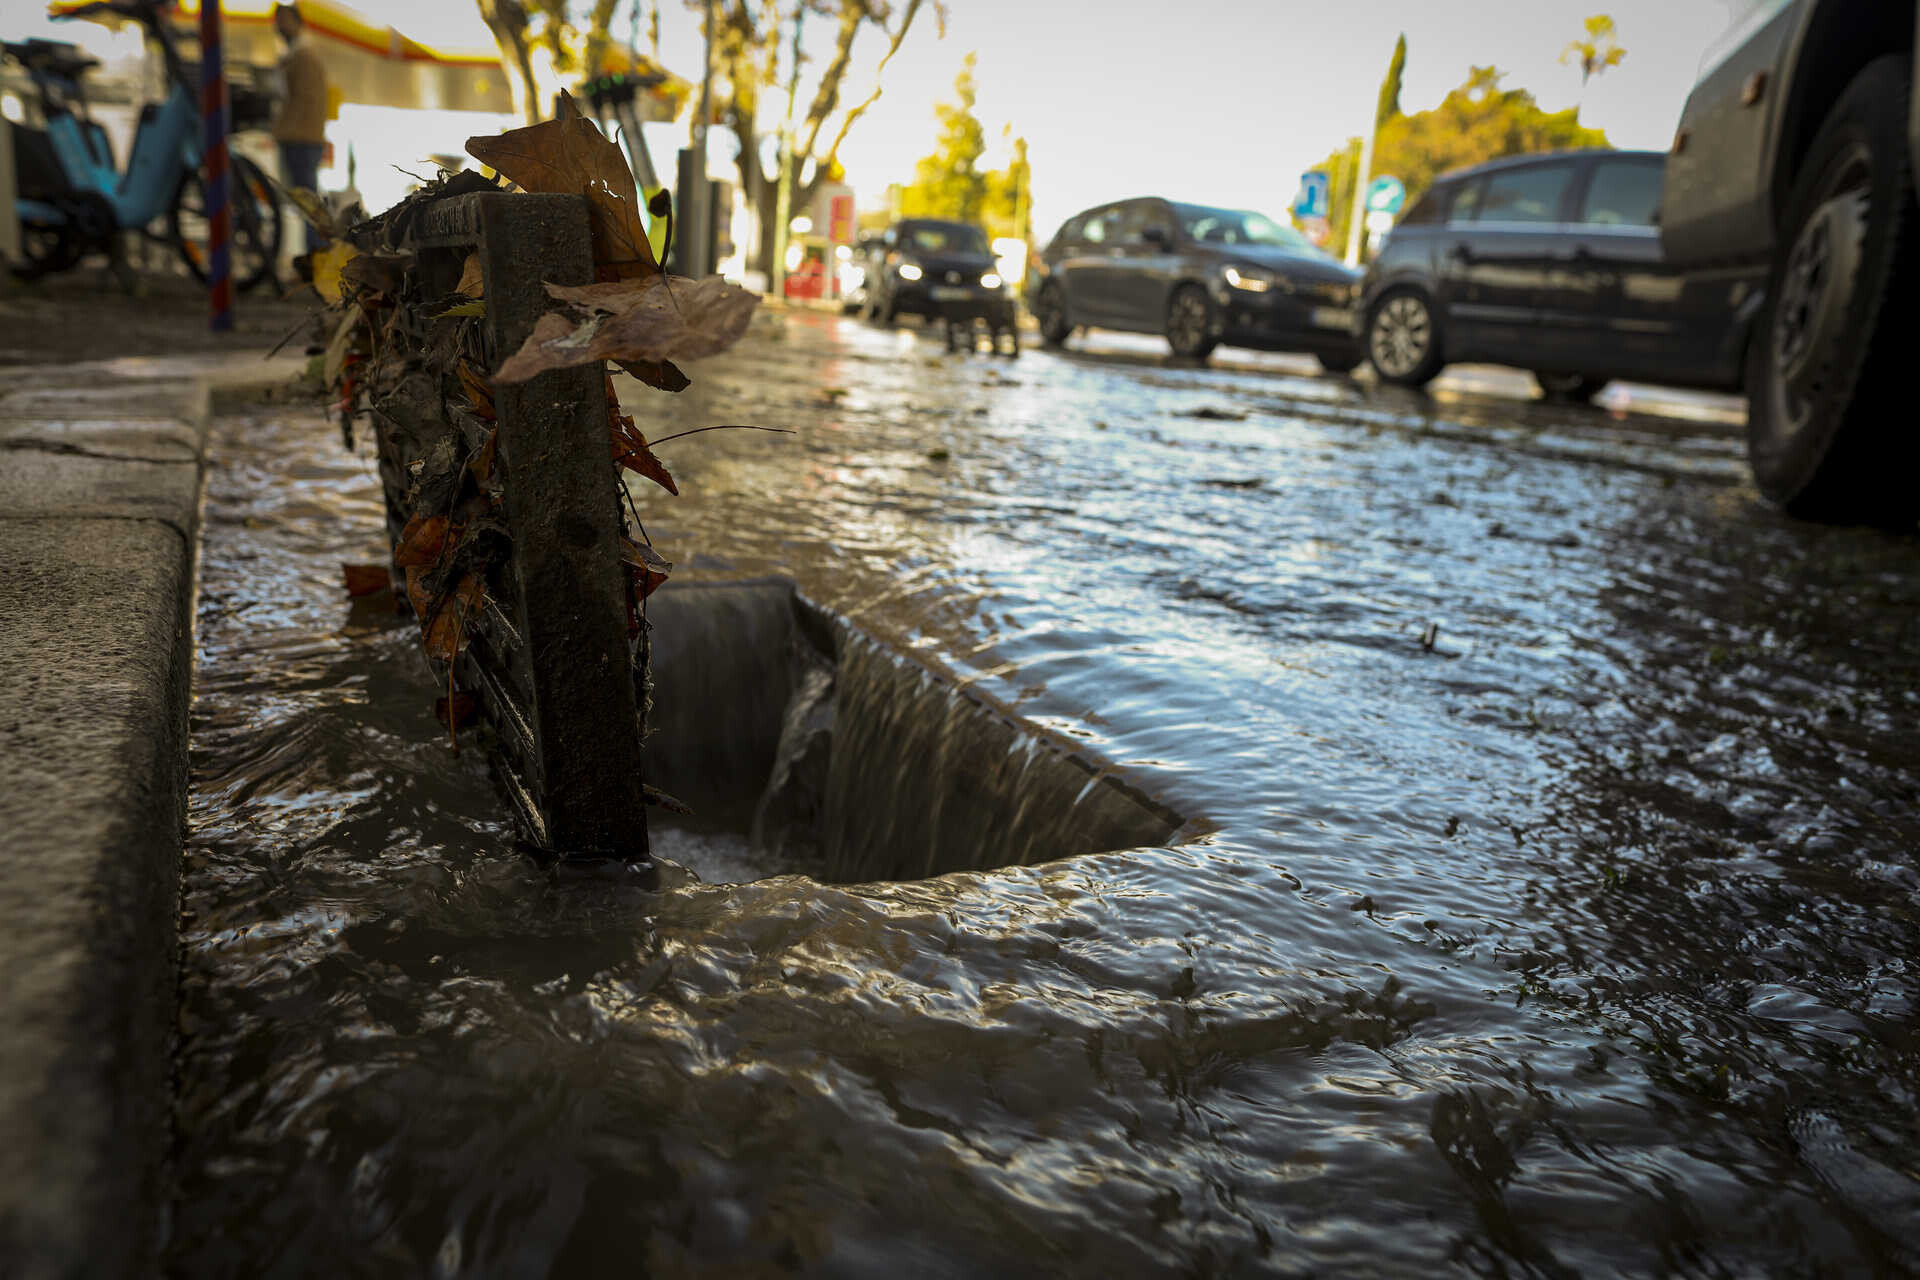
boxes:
[360,191,650,861]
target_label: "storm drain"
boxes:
[642,579,1183,883]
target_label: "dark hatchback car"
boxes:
[1358,149,1765,399]
[861,218,1014,328]
[1032,197,1363,369]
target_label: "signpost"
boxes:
[1292,170,1331,220]
[1365,175,1406,215]
[199,0,232,331]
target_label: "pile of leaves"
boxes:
[318,92,761,748]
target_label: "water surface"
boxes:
[171,313,1920,1275]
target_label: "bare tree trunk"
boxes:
[476,0,543,124]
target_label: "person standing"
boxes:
[271,2,328,252]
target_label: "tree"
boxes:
[1562,14,1625,117]
[983,133,1030,244]
[1376,33,1406,131]
[1311,64,1608,256]
[475,0,627,124]
[707,0,945,276]
[898,53,987,224]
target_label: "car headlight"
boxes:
[1223,265,1276,293]
[898,262,923,281]
[980,272,1002,290]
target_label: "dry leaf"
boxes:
[457,251,484,299]
[421,573,485,662]
[311,242,357,303]
[456,362,495,420]
[323,302,364,387]
[434,300,486,319]
[341,252,407,299]
[341,563,390,596]
[609,414,678,495]
[493,276,758,384]
[464,92,657,281]
[468,428,498,487]
[394,513,457,568]
[619,536,671,600]
[618,358,691,393]
[435,691,480,730]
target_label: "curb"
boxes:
[0,354,304,1280]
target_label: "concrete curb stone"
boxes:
[0,353,304,1280]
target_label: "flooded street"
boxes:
[172,310,1920,1275]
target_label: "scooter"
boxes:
[4,0,279,289]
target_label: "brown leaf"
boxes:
[618,358,691,393]
[341,563,391,596]
[456,361,495,420]
[465,93,657,281]
[456,251,484,299]
[493,276,759,384]
[421,573,485,662]
[468,428,498,488]
[619,536,672,600]
[340,252,408,299]
[610,414,678,495]
[435,691,480,730]
[394,513,457,569]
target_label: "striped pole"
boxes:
[200,0,233,332]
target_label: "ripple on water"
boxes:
[171,316,1920,1275]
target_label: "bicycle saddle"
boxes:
[3,39,99,80]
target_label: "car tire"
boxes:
[1366,288,1444,387]
[1746,55,1920,525]
[1035,283,1072,348]
[1316,349,1363,375]
[1166,283,1219,360]
[1533,371,1609,402]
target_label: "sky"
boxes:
[10,0,1739,241]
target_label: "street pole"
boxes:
[200,0,233,330]
[770,7,802,299]
[1342,123,1374,269]
[686,0,714,278]
[0,96,18,272]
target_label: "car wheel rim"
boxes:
[1171,292,1208,351]
[1371,295,1429,377]
[1769,145,1869,437]
[1038,288,1063,333]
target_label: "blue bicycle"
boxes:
[4,0,280,289]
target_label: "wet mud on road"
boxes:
[171,310,1920,1274]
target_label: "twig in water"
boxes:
[646,424,795,448]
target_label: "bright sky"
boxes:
[16,0,1738,240]
[631,0,1740,238]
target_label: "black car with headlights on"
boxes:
[861,218,1015,338]
[1031,197,1363,370]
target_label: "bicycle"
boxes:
[4,0,280,290]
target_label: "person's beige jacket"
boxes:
[273,38,328,145]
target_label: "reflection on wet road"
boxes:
[171,310,1920,1275]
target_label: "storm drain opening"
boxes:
[642,578,1184,884]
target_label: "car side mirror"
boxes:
[1142,226,1171,248]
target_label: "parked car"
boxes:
[1357,149,1765,401]
[1031,197,1362,369]
[1662,1,1919,524]
[861,218,1013,328]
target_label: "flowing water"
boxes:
[170,313,1920,1276]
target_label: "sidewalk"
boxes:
[0,347,303,1279]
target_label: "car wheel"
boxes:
[1316,348,1363,375]
[1166,283,1219,359]
[1533,371,1609,402]
[1366,288,1443,387]
[1035,283,1072,348]
[1747,55,1920,524]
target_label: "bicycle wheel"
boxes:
[170,153,283,293]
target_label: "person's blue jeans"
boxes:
[278,141,326,253]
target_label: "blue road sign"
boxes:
[1365,175,1406,215]
[1293,170,1331,219]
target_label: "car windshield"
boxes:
[1172,204,1325,256]
[898,222,989,255]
